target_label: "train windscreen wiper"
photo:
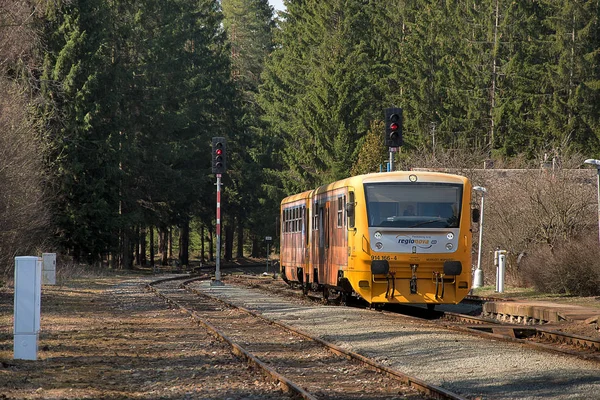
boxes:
[408,218,445,228]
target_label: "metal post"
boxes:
[264,236,273,276]
[211,174,224,286]
[496,251,506,293]
[595,168,600,243]
[389,150,393,172]
[596,169,600,243]
[584,159,600,243]
[472,186,487,288]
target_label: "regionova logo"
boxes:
[395,235,434,249]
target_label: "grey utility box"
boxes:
[42,253,56,285]
[14,256,42,360]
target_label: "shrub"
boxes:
[520,236,600,296]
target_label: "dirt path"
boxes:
[0,275,289,399]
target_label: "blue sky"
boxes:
[268,0,285,12]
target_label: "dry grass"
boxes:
[0,275,287,399]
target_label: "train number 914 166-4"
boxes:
[370,255,397,261]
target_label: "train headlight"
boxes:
[446,232,454,240]
[446,243,454,250]
[374,231,382,239]
[375,242,383,250]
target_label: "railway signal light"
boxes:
[212,137,227,174]
[384,107,403,147]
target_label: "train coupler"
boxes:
[434,272,446,299]
[385,272,396,298]
[410,264,418,294]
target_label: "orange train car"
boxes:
[280,171,478,306]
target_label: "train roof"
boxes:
[314,170,469,193]
[280,189,313,205]
[281,171,470,204]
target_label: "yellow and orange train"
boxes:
[280,171,477,306]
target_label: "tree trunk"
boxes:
[159,227,168,266]
[236,215,244,258]
[135,225,141,266]
[140,227,147,266]
[225,223,233,261]
[149,226,155,269]
[200,225,205,263]
[179,218,189,267]
[121,227,133,269]
[208,222,214,262]
[168,228,173,259]
[251,235,260,257]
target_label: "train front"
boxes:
[349,171,473,305]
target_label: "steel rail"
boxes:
[226,274,600,360]
[146,276,317,400]
[440,311,600,360]
[181,277,467,400]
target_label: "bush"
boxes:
[468,156,597,287]
[520,236,600,296]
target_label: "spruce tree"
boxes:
[40,0,122,263]
[222,0,277,257]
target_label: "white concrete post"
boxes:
[472,186,487,288]
[14,256,42,360]
[42,253,56,285]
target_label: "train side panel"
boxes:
[280,191,312,283]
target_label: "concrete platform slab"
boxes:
[483,300,600,324]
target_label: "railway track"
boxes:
[225,273,600,361]
[147,275,466,400]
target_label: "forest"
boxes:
[1,0,600,284]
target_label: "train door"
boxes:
[346,189,356,270]
[318,201,330,284]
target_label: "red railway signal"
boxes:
[212,137,226,174]
[384,108,403,148]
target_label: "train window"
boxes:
[348,191,355,228]
[293,207,298,232]
[337,197,343,228]
[302,206,306,234]
[286,209,290,233]
[364,182,462,228]
[313,201,319,231]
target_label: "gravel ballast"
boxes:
[193,280,600,400]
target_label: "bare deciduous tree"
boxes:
[0,0,51,279]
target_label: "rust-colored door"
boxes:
[318,202,330,284]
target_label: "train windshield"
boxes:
[364,182,463,228]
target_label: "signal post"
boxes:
[211,137,226,286]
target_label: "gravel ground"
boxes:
[0,275,291,399]
[193,280,600,400]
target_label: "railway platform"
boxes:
[481,298,600,325]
